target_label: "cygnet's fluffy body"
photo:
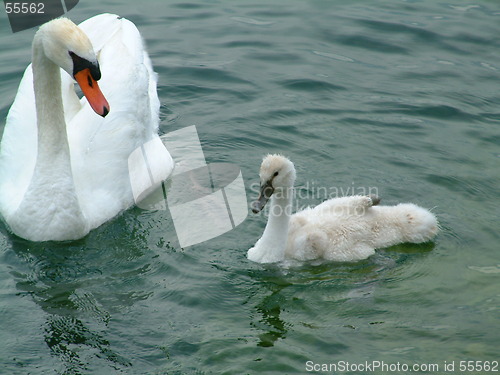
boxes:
[248,155,438,264]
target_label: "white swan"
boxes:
[248,155,439,263]
[0,14,173,241]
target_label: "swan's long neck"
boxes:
[8,35,87,241]
[250,188,293,263]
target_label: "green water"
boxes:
[0,1,499,374]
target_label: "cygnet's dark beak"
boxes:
[251,180,274,213]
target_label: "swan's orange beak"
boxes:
[74,68,110,117]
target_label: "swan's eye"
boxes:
[273,171,279,177]
[69,51,102,81]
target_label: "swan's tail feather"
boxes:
[371,204,439,248]
[398,203,439,243]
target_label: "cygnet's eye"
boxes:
[273,171,279,177]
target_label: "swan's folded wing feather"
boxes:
[68,14,164,229]
[75,13,159,136]
[0,65,37,216]
[77,13,123,53]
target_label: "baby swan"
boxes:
[248,155,438,264]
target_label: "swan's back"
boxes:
[286,199,378,261]
[286,197,438,262]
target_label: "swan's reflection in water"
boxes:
[252,286,289,347]
[8,217,160,373]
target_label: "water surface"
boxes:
[0,1,499,374]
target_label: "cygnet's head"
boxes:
[252,154,296,213]
[35,18,109,116]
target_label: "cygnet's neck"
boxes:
[250,187,293,263]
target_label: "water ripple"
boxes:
[231,16,274,26]
[332,34,410,54]
[278,78,346,92]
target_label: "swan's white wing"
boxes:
[0,65,37,216]
[68,14,169,228]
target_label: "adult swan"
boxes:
[0,14,173,241]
